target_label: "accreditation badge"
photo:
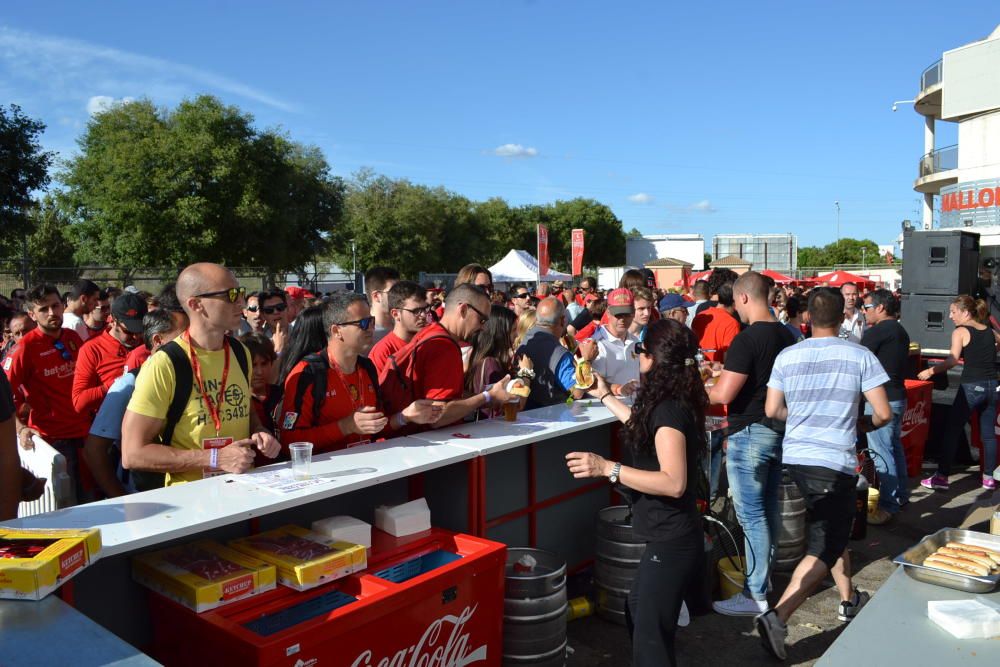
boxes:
[282,412,299,430]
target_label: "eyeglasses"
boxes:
[635,343,649,356]
[53,339,72,361]
[336,316,375,331]
[260,303,287,315]
[194,287,246,303]
[398,305,431,316]
[462,302,490,325]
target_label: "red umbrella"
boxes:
[760,269,795,284]
[812,270,875,290]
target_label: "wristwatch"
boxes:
[608,462,622,484]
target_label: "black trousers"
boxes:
[626,527,704,667]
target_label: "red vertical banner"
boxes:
[537,224,550,277]
[571,228,585,276]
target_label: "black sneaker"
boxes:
[837,589,870,622]
[755,609,788,660]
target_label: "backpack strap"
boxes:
[394,333,461,392]
[158,341,193,446]
[293,352,329,428]
[357,356,383,412]
[226,335,250,384]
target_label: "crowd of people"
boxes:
[1,260,997,665]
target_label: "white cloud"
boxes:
[689,199,716,213]
[628,192,654,204]
[494,143,538,158]
[0,27,296,113]
[86,95,134,115]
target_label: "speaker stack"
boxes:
[900,228,980,353]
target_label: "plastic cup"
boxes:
[289,442,313,480]
[503,400,519,422]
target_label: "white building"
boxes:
[625,234,705,270]
[910,24,1000,260]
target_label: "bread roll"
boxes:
[938,547,996,571]
[944,541,1000,566]
[924,554,990,577]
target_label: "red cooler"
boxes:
[901,380,932,478]
[148,528,506,667]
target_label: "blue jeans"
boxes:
[864,399,907,513]
[725,422,783,601]
[939,379,998,477]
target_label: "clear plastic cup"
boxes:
[289,442,313,480]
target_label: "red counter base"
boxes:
[148,528,506,667]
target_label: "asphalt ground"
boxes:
[564,370,999,666]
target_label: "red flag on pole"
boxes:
[537,224,550,277]
[571,229,585,276]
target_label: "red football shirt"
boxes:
[71,331,131,415]
[410,323,464,402]
[125,345,151,373]
[368,331,407,375]
[4,327,90,440]
[279,352,380,454]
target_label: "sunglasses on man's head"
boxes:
[195,287,246,303]
[336,316,376,331]
[53,339,72,361]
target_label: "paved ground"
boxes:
[564,369,998,665]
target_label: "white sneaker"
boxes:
[678,600,690,627]
[713,592,770,617]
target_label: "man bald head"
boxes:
[176,262,244,342]
[535,297,566,330]
[177,263,237,313]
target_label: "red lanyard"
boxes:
[327,350,369,412]
[186,331,230,434]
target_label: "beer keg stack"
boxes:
[899,228,980,354]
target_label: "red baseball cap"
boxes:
[607,288,635,316]
[284,285,315,300]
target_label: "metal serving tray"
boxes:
[893,528,1000,593]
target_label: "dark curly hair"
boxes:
[624,319,707,459]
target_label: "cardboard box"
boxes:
[132,539,277,613]
[0,528,102,600]
[228,525,367,591]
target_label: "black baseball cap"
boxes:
[111,293,148,333]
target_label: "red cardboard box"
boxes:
[901,380,933,479]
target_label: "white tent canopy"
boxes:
[488,249,573,284]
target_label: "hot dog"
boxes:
[924,554,990,577]
[937,547,997,572]
[944,541,1000,566]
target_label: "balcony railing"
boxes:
[921,59,942,91]
[919,144,957,178]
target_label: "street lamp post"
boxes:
[835,201,841,246]
[351,239,357,291]
[861,247,867,269]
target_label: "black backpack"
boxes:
[290,353,382,428]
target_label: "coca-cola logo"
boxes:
[351,605,487,667]
[222,574,254,600]
[900,400,929,438]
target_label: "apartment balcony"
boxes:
[914,144,958,193]
[914,59,942,117]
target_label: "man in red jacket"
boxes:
[5,284,91,501]
[72,292,147,416]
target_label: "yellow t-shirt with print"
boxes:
[128,337,253,485]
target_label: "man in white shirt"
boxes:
[590,288,640,396]
[839,282,865,343]
[686,280,711,327]
[62,279,101,341]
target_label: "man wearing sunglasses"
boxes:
[240,292,268,335]
[384,283,513,429]
[5,284,91,502]
[510,286,536,318]
[123,263,281,485]
[72,292,148,416]
[369,281,429,374]
[280,293,442,452]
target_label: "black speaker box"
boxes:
[902,229,980,296]
[900,293,956,352]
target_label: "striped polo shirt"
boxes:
[768,337,888,474]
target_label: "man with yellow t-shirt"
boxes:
[122,263,281,485]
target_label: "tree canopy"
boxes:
[0,104,54,247]
[60,96,344,272]
[797,238,881,268]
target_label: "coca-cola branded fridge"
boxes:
[147,528,506,667]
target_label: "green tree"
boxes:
[476,198,534,266]
[60,96,343,272]
[703,252,712,268]
[0,104,54,248]
[545,198,626,270]
[626,227,643,239]
[797,238,879,269]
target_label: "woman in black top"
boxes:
[566,319,706,667]
[918,295,998,490]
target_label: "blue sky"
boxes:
[2,2,995,250]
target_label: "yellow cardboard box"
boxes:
[0,528,102,600]
[132,539,277,613]
[228,525,367,591]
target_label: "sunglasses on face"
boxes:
[511,293,530,300]
[195,287,246,303]
[337,316,376,331]
[260,303,287,315]
[462,302,490,325]
[862,304,875,310]
[53,339,72,361]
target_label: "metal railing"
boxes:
[921,59,942,91]
[919,144,958,178]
